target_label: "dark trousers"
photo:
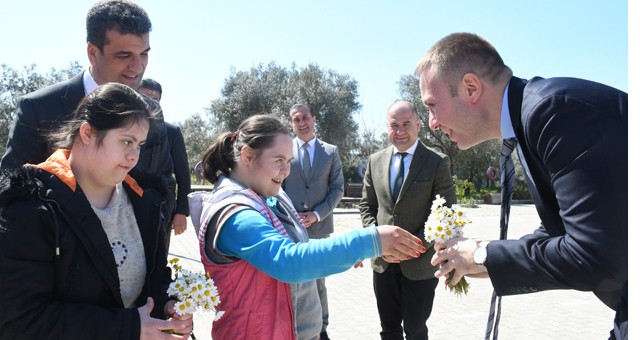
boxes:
[373,263,439,340]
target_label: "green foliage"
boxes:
[206,62,361,165]
[453,176,477,204]
[0,62,82,155]
[454,177,476,197]
[513,183,532,200]
[179,113,214,171]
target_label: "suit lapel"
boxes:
[397,142,429,202]
[309,139,325,180]
[507,77,547,207]
[381,147,395,201]
[291,140,302,172]
[507,76,526,136]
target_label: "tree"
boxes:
[0,62,82,155]
[209,63,292,132]
[289,64,361,160]
[343,119,386,183]
[179,113,214,173]
[207,62,361,163]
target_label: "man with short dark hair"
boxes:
[283,103,344,340]
[1,1,175,221]
[1,0,168,173]
[140,78,163,99]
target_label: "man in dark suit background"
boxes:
[0,0,175,223]
[283,103,344,340]
[139,78,191,256]
[420,33,627,339]
[359,100,456,340]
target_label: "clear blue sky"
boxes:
[0,0,630,128]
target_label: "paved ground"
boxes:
[169,204,615,339]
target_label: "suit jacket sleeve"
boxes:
[2,74,84,170]
[169,125,191,216]
[136,118,176,215]
[313,147,344,220]
[1,97,50,169]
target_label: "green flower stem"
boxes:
[446,269,470,297]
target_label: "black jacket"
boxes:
[0,158,173,339]
[0,73,176,220]
[166,122,191,216]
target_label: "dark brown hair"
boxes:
[49,82,158,149]
[86,0,152,52]
[201,114,290,184]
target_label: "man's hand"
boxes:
[138,298,193,339]
[172,214,188,235]
[298,211,318,228]
[430,238,489,285]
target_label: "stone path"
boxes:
[170,204,615,339]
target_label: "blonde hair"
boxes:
[415,32,512,96]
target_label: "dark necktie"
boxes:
[392,152,408,202]
[485,138,517,340]
[302,142,311,180]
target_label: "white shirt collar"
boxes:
[500,82,516,139]
[82,68,99,95]
[393,139,419,156]
[295,136,317,148]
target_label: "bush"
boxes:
[452,176,479,204]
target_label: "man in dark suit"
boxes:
[283,103,344,340]
[420,33,627,339]
[139,78,191,255]
[3,0,148,169]
[359,100,456,340]
[0,1,175,219]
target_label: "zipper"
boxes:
[39,190,63,258]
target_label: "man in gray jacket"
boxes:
[283,103,344,340]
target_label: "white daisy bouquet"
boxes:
[424,195,471,296]
[167,258,224,320]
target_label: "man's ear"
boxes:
[461,73,482,104]
[78,122,94,145]
[87,42,99,66]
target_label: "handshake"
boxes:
[354,225,426,268]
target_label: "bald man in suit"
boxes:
[359,100,456,340]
